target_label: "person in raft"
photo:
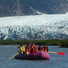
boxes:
[25,44,31,55]
[32,43,38,53]
[28,42,33,53]
[38,45,43,51]
[44,45,48,52]
[19,44,25,54]
[29,42,32,48]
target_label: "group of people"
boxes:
[17,42,48,55]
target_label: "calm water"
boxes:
[0,45,68,68]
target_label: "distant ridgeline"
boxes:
[0,0,68,17]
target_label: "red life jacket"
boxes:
[38,47,43,51]
[44,47,48,52]
[26,46,31,53]
[32,46,37,53]
[33,48,37,53]
[32,46,35,49]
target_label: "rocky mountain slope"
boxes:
[0,0,68,17]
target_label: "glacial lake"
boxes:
[0,45,68,68]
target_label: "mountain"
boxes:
[0,14,68,40]
[0,0,68,17]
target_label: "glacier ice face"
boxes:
[0,14,68,40]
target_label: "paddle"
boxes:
[48,51,65,55]
[9,52,19,60]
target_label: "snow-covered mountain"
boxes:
[0,14,68,40]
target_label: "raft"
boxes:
[15,51,50,60]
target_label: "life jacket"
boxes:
[31,44,37,53]
[20,46,25,52]
[32,48,37,53]
[44,46,48,52]
[26,46,31,53]
[38,47,43,51]
[32,46,38,53]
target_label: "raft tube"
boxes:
[15,51,50,60]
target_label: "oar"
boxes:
[48,51,65,55]
[9,52,19,60]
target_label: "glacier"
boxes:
[0,14,68,40]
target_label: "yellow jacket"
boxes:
[20,46,25,52]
